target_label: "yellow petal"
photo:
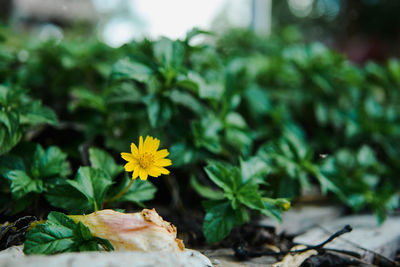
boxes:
[139,168,148,180]
[153,166,170,175]
[147,167,161,177]
[121,152,135,162]
[155,158,172,167]
[131,143,139,155]
[139,136,144,154]
[124,162,135,172]
[151,138,160,152]
[144,136,152,152]
[155,149,169,159]
[132,165,140,179]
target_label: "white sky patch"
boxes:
[132,0,226,39]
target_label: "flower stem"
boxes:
[104,179,135,205]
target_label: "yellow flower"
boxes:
[121,136,172,180]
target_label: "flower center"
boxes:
[138,152,154,169]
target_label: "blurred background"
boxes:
[1,0,400,63]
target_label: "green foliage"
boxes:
[66,167,112,212]
[1,26,400,245]
[0,85,57,155]
[195,161,289,243]
[1,144,70,214]
[24,211,113,254]
[46,148,157,213]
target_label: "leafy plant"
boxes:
[0,85,57,155]
[192,160,289,243]
[24,211,113,254]
[1,25,400,247]
[1,144,69,214]
[45,147,157,214]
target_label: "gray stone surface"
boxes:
[258,205,343,235]
[0,247,212,267]
[203,248,277,267]
[294,215,400,263]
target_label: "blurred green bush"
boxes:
[1,26,399,241]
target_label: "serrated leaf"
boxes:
[192,114,223,154]
[240,156,269,182]
[202,200,237,244]
[169,89,204,114]
[0,110,19,135]
[0,127,22,156]
[32,145,70,179]
[261,199,283,222]
[78,241,99,251]
[143,94,173,128]
[67,167,112,212]
[69,88,106,112]
[19,100,58,126]
[236,182,265,211]
[190,176,224,200]
[112,58,153,83]
[117,177,157,205]
[5,170,43,199]
[24,224,75,254]
[24,212,76,254]
[24,211,112,254]
[45,179,92,214]
[204,162,241,193]
[89,147,123,178]
[153,37,184,69]
[74,222,93,241]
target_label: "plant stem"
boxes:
[104,179,135,205]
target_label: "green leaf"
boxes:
[190,176,224,200]
[169,89,204,114]
[202,200,237,244]
[69,88,106,112]
[169,142,198,166]
[19,100,58,126]
[117,177,157,206]
[357,145,377,166]
[67,167,112,212]
[89,147,123,178]
[32,145,70,179]
[204,162,241,193]
[112,58,153,83]
[24,212,76,254]
[236,182,265,211]
[45,179,92,214]
[244,85,271,116]
[192,114,223,154]
[5,170,43,199]
[153,37,184,69]
[74,222,93,241]
[240,156,269,182]
[261,198,284,222]
[0,84,8,104]
[0,110,19,135]
[48,211,77,229]
[225,112,247,129]
[92,237,114,251]
[0,128,22,156]
[24,211,114,254]
[143,94,173,128]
